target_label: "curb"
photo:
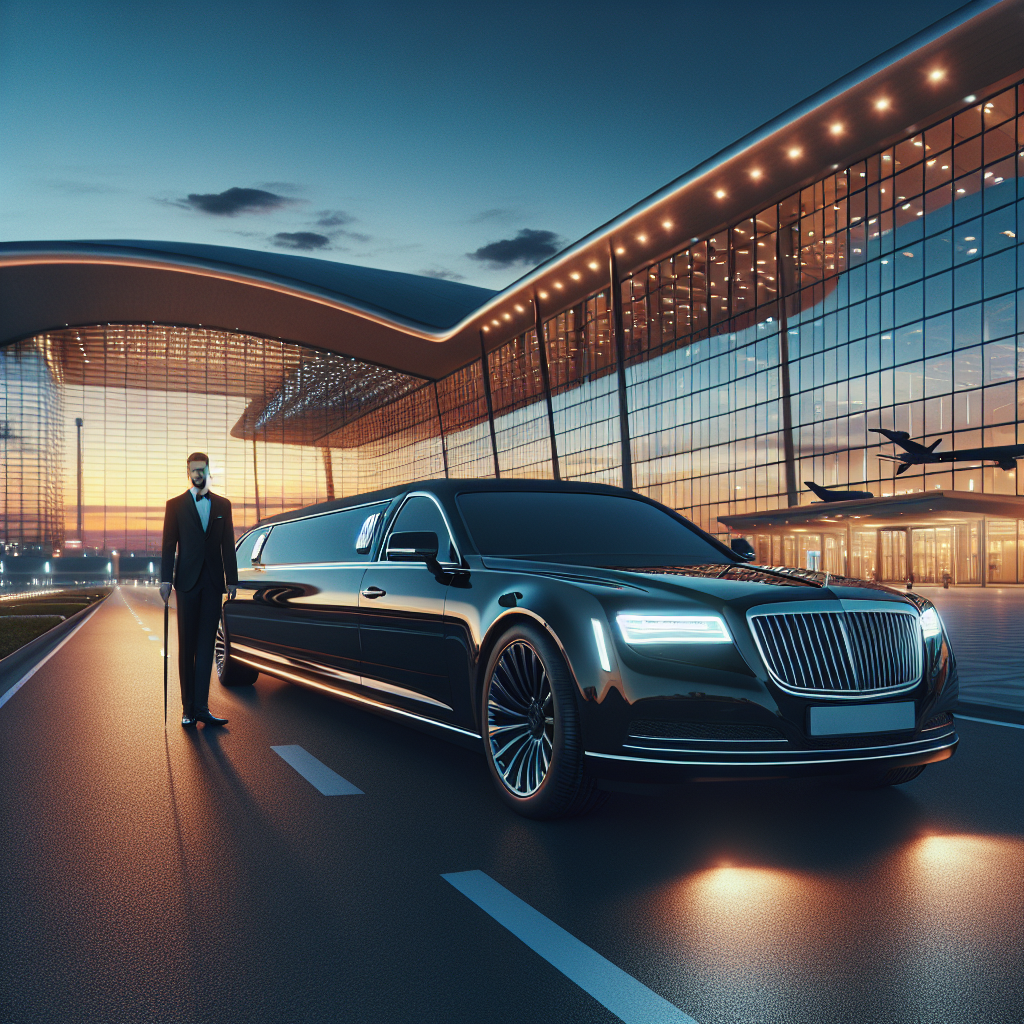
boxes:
[0,592,111,702]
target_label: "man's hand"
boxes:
[227,586,237,601]
[159,583,171,604]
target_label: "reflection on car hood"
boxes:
[608,563,912,596]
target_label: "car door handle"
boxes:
[361,586,387,599]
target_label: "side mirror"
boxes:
[386,531,439,563]
[730,538,756,562]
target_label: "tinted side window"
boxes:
[387,495,457,562]
[261,504,389,564]
[236,527,270,564]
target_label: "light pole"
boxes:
[75,417,84,539]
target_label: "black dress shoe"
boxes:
[195,710,228,726]
[181,714,196,727]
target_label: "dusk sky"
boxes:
[1,0,968,291]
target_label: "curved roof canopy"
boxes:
[1,0,1021,379]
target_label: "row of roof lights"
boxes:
[483,70,988,333]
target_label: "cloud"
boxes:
[468,229,563,269]
[177,187,291,216]
[271,231,331,251]
[422,268,465,281]
[315,210,355,228]
[470,208,516,224]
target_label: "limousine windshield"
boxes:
[456,491,731,567]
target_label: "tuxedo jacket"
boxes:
[160,490,238,593]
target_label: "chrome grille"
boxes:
[750,609,922,695]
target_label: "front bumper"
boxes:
[584,720,958,782]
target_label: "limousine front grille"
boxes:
[750,609,922,695]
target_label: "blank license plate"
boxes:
[808,701,915,736]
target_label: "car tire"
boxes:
[216,617,259,687]
[481,623,607,819]
[843,764,927,789]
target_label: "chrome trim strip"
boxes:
[586,737,958,767]
[232,642,452,709]
[233,654,479,739]
[622,728,957,756]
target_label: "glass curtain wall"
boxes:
[3,80,1022,558]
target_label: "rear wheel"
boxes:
[482,623,607,819]
[216,617,259,687]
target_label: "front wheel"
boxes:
[216,618,259,687]
[482,623,607,819]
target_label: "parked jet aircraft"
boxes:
[872,428,1024,474]
[804,481,875,502]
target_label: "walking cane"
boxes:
[163,592,169,725]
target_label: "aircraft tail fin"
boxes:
[926,438,942,453]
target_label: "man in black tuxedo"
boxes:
[160,453,238,727]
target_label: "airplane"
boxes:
[871,428,1024,475]
[804,481,875,502]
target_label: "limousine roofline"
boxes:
[249,477,743,563]
[251,478,637,529]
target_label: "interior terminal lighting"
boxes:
[875,98,891,110]
[637,234,647,243]
[588,261,599,270]
[787,147,802,159]
[750,169,763,179]
[928,69,945,82]
[538,290,548,299]
[714,190,726,199]
[829,123,843,135]
[514,304,524,312]
[615,247,625,254]
[662,220,672,229]
[964,94,977,102]
[503,313,512,320]
[553,282,563,289]
[491,319,500,326]
[570,272,580,280]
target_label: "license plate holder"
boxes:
[808,701,915,736]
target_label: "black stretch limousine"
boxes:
[216,479,959,818]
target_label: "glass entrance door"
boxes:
[912,527,953,584]
[880,529,907,582]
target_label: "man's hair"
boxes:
[186,452,210,467]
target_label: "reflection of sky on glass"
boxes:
[62,385,330,549]
[0,0,967,289]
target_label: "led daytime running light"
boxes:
[919,607,942,639]
[617,614,732,644]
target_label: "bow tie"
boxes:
[195,492,209,503]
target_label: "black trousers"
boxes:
[175,567,223,715]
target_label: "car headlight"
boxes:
[616,613,732,644]
[919,606,942,639]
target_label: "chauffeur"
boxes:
[159,453,238,727]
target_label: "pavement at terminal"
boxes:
[0,585,1021,1023]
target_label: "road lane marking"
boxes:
[270,745,363,795]
[0,604,103,711]
[441,870,696,1024]
[956,714,1024,730]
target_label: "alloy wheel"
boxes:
[487,640,554,796]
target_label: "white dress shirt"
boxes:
[190,485,211,532]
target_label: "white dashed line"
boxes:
[271,745,363,795]
[442,870,697,1024]
[956,714,1024,730]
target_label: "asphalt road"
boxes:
[1,585,1021,1024]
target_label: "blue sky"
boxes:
[0,0,968,290]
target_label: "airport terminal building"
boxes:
[2,0,1024,587]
